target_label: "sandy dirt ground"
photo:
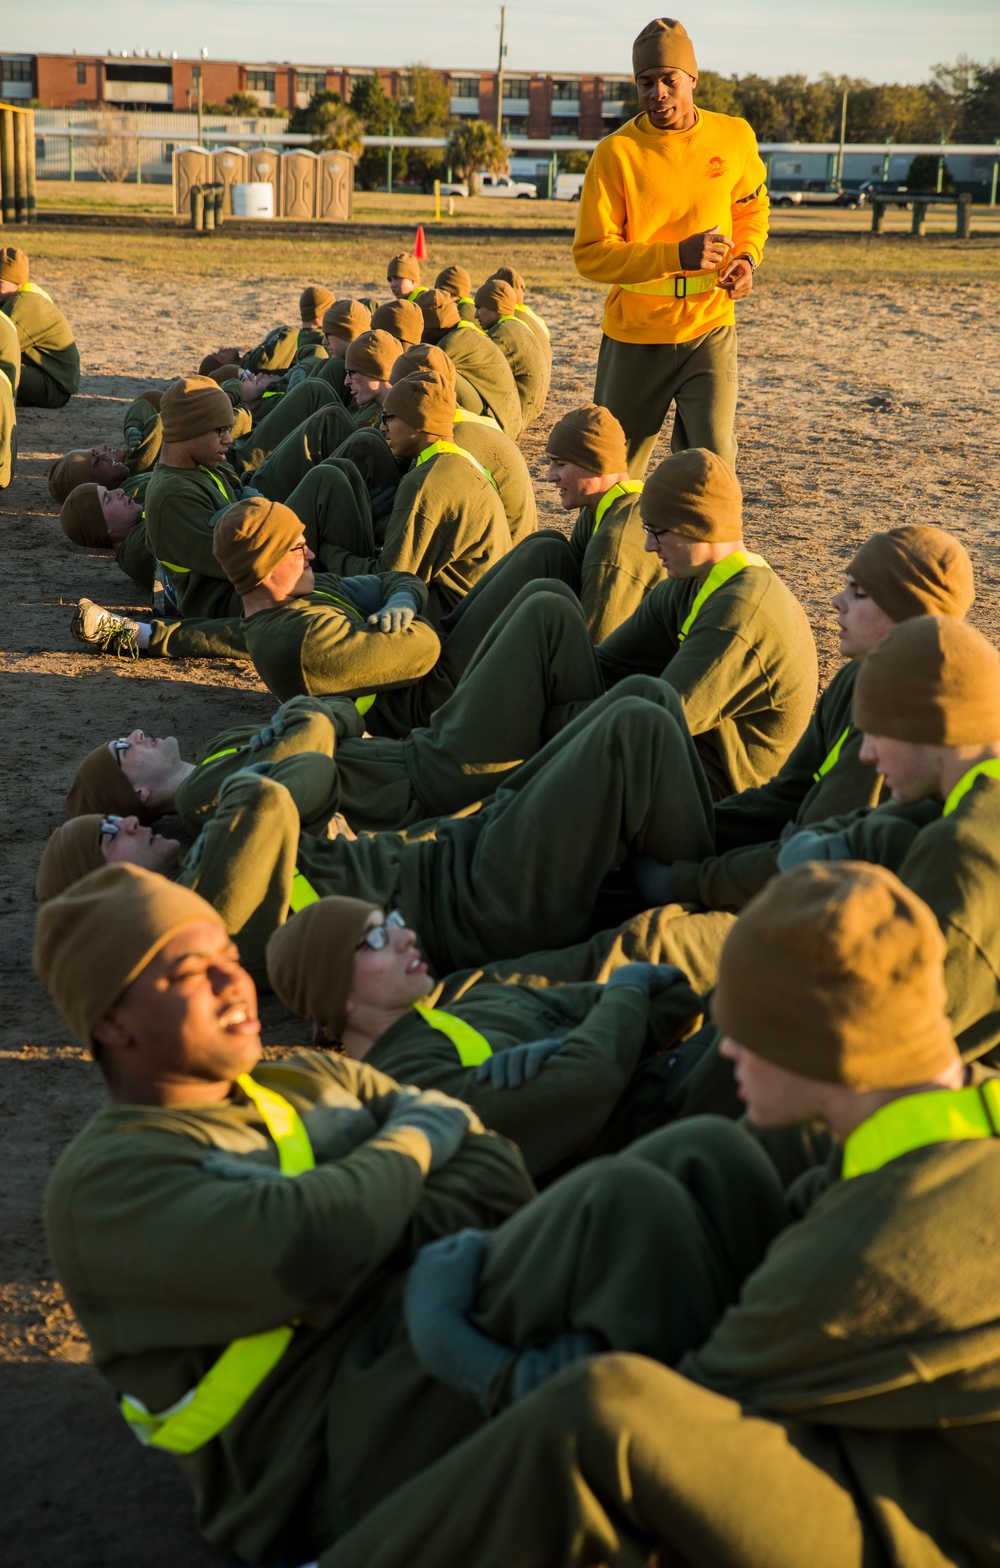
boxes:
[3,251,999,1565]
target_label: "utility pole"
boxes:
[835,87,848,184]
[197,74,204,149]
[496,5,507,136]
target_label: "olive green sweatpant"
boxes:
[594,325,738,478]
[253,400,358,500]
[331,428,404,516]
[0,371,15,488]
[233,379,348,476]
[16,361,71,408]
[438,532,578,644]
[146,616,248,660]
[323,1355,872,1568]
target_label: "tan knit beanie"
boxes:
[48,449,95,503]
[632,18,698,77]
[475,279,518,317]
[208,365,243,387]
[382,369,457,439]
[35,817,105,904]
[322,299,372,342]
[854,616,1000,747]
[266,895,379,1040]
[160,376,237,443]
[344,329,403,380]
[300,285,336,323]
[212,497,305,594]
[199,353,224,375]
[640,448,742,541]
[713,862,957,1088]
[387,252,421,284]
[34,864,226,1049]
[0,246,29,286]
[66,743,154,825]
[417,290,460,333]
[59,485,111,550]
[489,266,525,302]
[435,264,473,299]
[546,405,628,473]
[135,387,164,411]
[848,526,974,624]
[371,299,424,347]
[389,342,457,387]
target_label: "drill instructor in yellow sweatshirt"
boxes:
[574,18,769,477]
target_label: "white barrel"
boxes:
[232,182,275,219]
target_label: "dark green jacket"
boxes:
[486,316,549,430]
[438,323,522,439]
[1,284,80,395]
[122,396,163,475]
[143,461,248,619]
[568,487,661,643]
[453,415,536,545]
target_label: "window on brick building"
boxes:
[247,70,275,93]
[2,59,33,82]
[551,79,580,100]
[502,77,530,100]
[76,61,87,84]
[450,76,479,98]
[297,71,324,96]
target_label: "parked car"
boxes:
[771,182,865,208]
[477,173,538,199]
[858,181,912,209]
[554,173,586,201]
[438,179,470,198]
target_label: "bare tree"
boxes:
[86,113,137,184]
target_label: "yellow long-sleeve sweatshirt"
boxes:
[574,109,770,345]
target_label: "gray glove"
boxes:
[369,593,418,634]
[382,1086,477,1170]
[249,711,289,752]
[631,854,673,905]
[776,829,851,873]
[474,1038,562,1090]
[604,962,689,998]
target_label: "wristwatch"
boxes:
[735,253,757,273]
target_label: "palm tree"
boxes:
[446,120,509,195]
[308,100,365,162]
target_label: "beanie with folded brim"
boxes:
[66,742,156,824]
[854,615,1000,747]
[435,265,472,299]
[160,376,239,442]
[136,386,164,411]
[489,266,525,302]
[49,449,95,503]
[475,279,518,317]
[383,369,457,440]
[389,343,457,387]
[546,405,628,473]
[208,365,243,387]
[35,816,106,904]
[848,526,974,624]
[387,253,421,284]
[266,895,379,1040]
[417,291,460,333]
[33,863,226,1050]
[300,285,336,324]
[712,861,957,1089]
[639,448,742,541]
[199,353,224,375]
[322,299,372,341]
[371,300,424,347]
[0,246,29,286]
[60,485,111,549]
[345,329,402,380]
[213,497,304,594]
[632,18,698,78]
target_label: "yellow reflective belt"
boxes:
[20,280,54,302]
[677,551,769,643]
[119,1077,313,1453]
[289,869,321,913]
[812,725,851,783]
[942,759,1000,817]
[311,590,376,714]
[516,303,550,339]
[842,1082,1000,1180]
[200,746,241,766]
[412,1003,493,1066]
[453,408,499,428]
[415,439,497,489]
[620,273,719,299]
[591,480,644,538]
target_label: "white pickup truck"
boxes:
[439,172,538,199]
[771,183,865,209]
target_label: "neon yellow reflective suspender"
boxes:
[516,303,550,339]
[289,870,321,913]
[161,468,235,574]
[414,440,497,489]
[942,759,1000,817]
[455,318,484,333]
[842,1082,1000,1180]
[412,1003,493,1066]
[119,1077,314,1453]
[591,480,644,538]
[200,746,241,766]
[812,726,851,783]
[676,551,769,644]
[453,408,499,428]
[20,280,54,302]
[310,590,377,714]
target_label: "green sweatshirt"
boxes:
[1,284,80,395]
[242,323,301,374]
[597,562,818,799]
[671,661,885,909]
[322,449,513,626]
[46,1052,533,1565]
[568,487,661,642]
[143,461,247,620]
[485,317,549,430]
[437,324,522,439]
[453,416,537,544]
[0,307,21,392]
[121,396,163,476]
[241,570,440,704]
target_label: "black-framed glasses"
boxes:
[357,909,407,952]
[111,738,131,768]
[289,540,311,558]
[641,523,673,541]
[379,412,392,429]
[99,815,123,845]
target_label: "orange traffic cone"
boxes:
[414,224,429,261]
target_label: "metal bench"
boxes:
[870,192,973,238]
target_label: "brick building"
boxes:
[2,51,633,140]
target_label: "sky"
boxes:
[5,0,1000,83]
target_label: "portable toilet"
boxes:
[316,150,354,220]
[246,146,281,216]
[280,148,318,219]
[172,145,212,217]
[213,147,248,215]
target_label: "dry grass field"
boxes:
[2,223,999,1566]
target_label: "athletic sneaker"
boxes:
[71,598,140,660]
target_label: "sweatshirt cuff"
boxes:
[666,860,704,905]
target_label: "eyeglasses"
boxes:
[378,412,392,429]
[111,738,131,769]
[289,540,311,558]
[356,909,407,952]
[99,815,123,845]
[641,523,673,541]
